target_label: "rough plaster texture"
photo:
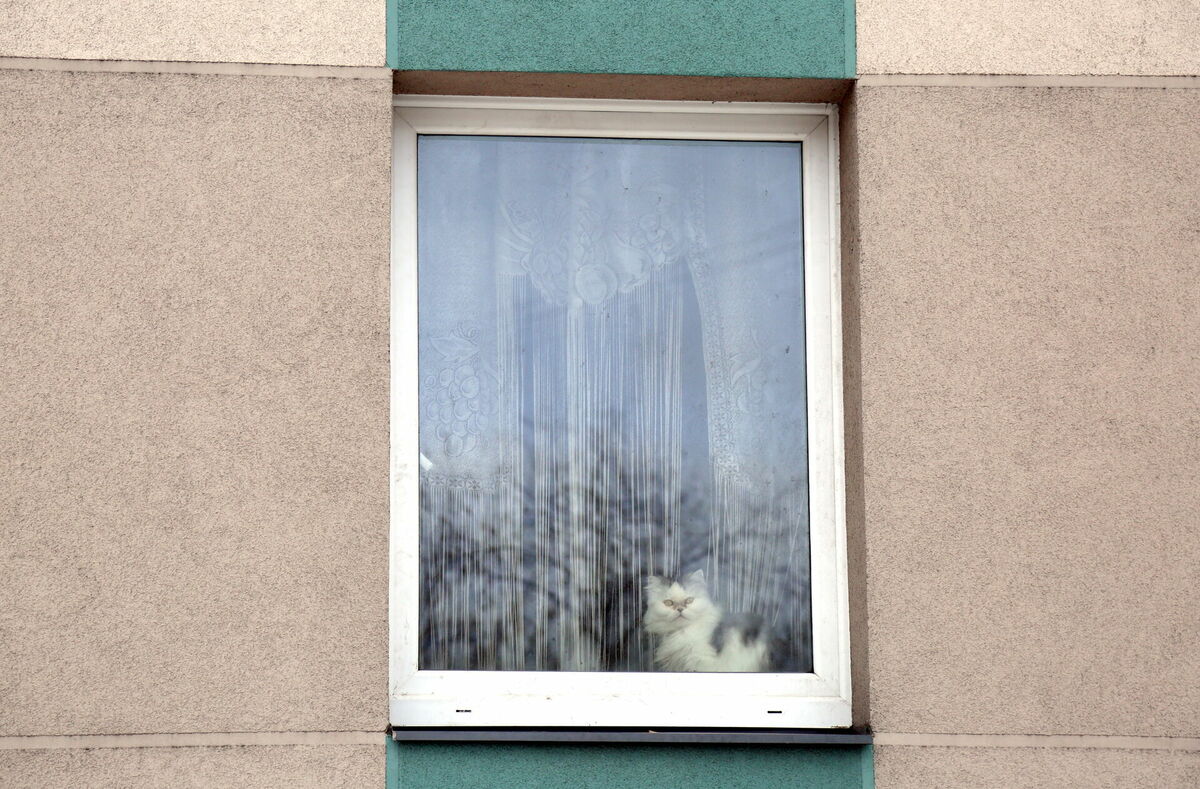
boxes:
[0,0,383,66]
[849,86,1200,736]
[0,744,383,788]
[874,745,1200,788]
[0,67,391,735]
[391,0,852,78]
[857,0,1200,76]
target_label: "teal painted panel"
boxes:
[387,740,874,789]
[387,0,400,74]
[389,0,854,79]
[843,0,856,76]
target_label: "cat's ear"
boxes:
[684,569,707,589]
[645,575,666,594]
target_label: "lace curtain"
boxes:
[417,135,812,672]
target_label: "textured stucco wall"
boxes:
[5,2,1200,786]
[848,84,1200,742]
[0,744,384,788]
[875,745,1200,789]
[390,0,854,78]
[0,67,391,735]
[0,0,383,65]
[857,0,1200,75]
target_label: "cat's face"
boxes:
[643,570,715,634]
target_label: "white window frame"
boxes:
[390,95,849,729]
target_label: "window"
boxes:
[390,96,848,728]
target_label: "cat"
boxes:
[643,570,770,672]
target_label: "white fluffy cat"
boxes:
[643,570,769,672]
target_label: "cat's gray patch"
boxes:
[648,574,680,591]
[710,612,765,652]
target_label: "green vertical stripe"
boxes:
[861,744,876,789]
[386,0,399,68]
[386,733,402,787]
[844,0,857,76]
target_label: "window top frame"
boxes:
[390,95,849,730]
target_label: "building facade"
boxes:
[1,1,1197,786]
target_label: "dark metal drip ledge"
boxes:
[390,727,872,745]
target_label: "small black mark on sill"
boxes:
[455,709,472,713]
[766,710,783,714]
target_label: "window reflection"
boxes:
[418,136,812,673]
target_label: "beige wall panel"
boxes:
[875,745,1200,789]
[0,1,382,66]
[850,86,1200,735]
[0,68,391,734]
[0,744,383,788]
[857,1,1200,76]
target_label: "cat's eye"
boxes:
[685,597,694,605]
[663,599,674,607]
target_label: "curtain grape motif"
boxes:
[424,324,494,461]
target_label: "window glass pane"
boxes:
[417,135,811,673]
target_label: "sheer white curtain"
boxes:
[417,135,811,672]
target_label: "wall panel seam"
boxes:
[0,732,384,751]
[873,733,1200,751]
[857,74,1200,88]
[0,56,390,79]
